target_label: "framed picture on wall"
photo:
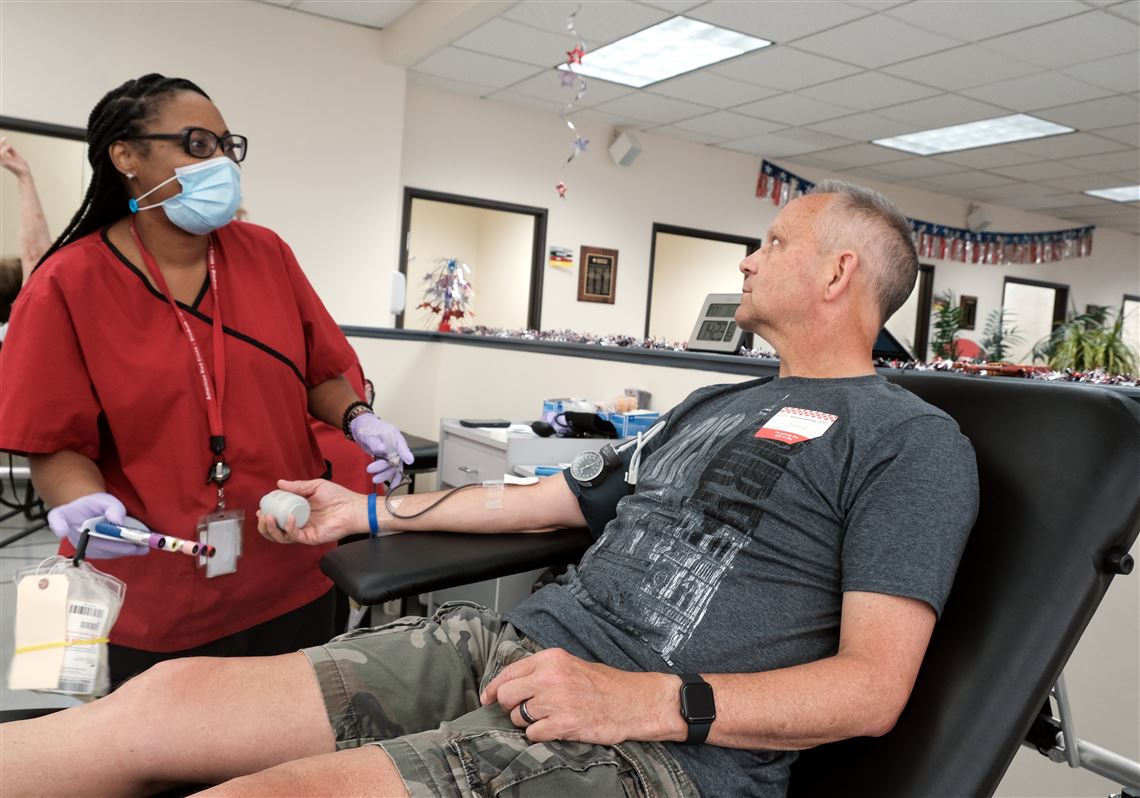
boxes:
[578,246,618,304]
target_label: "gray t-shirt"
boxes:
[507,374,979,797]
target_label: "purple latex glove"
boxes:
[541,410,572,436]
[47,492,150,559]
[350,412,415,488]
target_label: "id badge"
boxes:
[197,509,244,578]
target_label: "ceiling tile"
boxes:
[502,1,670,46]
[673,111,785,139]
[507,71,633,108]
[799,71,941,110]
[1038,173,1133,191]
[408,72,499,97]
[1060,149,1140,173]
[989,161,1088,181]
[735,93,854,125]
[453,19,580,68]
[566,108,652,131]
[876,94,1009,128]
[687,0,871,43]
[806,112,925,141]
[846,0,909,9]
[1002,194,1093,211]
[1106,1,1140,21]
[868,158,970,179]
[1113,167,1140,183]
[711,47,862,90]
[482,90,568,113]
[1007,132,1130,160]
[593,92,715,125]
[935,144,1045,169]
[721,132,846,158]
[880,46,1039,91]
[412,48,540,89]
[767,127,860,151]
[801,143,916,167]
[1093,124,1140,148]
[885,0,1088,40]
[961,72,1114,112]
[648,71,782,107]
[293,0,415,28]
[968,182,1062,201]
[979,10,1139,69]
[1062,53,1140,94]
[1037,95,1140,130]
[920,171,1019,189]
[648,124,729,144]
[638,0,705,11]
[793,15,961,69]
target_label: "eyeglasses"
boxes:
[125,127,248,163]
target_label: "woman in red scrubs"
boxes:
[0,74,411,687]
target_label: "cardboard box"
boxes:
[612,410,660,438]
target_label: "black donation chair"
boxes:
[323,373,1140,797]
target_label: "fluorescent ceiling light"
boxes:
[558,16,771,88]
[873,114,1074,155]
[1084,185,1140,202]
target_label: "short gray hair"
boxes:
[808,179,918,325]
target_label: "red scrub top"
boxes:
[0,222,357,651]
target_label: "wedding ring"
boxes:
[519,699,537,725]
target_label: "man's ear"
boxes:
[823,250,859,303]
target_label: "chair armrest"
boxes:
[320,528,595,606]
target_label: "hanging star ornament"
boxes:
[556,180,567,199]
[560,69,576,88]
[572,136,589,155]
[566,45,585,65]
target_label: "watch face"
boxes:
[681,682,716,723]
[569,450,605,483]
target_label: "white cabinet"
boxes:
[424,421,610,613]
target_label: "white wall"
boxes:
[649,232,749,345]
[474,209,532,330]
[0,0,406,327]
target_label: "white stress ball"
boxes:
[259,490,311,530]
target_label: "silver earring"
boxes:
[126,172,135,180]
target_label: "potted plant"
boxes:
[1033,302,1137,375]
[978,307,1022,363]
[930,291,963,360]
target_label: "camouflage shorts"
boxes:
[302,601,700,798]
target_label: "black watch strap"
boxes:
[679,673,715,745]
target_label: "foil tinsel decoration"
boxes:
[556,5,588,197]
[756,159,1096,265]
[418,258,474,332]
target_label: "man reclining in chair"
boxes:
[3,180,978,798]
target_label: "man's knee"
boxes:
[110,656,226,711]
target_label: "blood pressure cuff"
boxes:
[560,446,638,539]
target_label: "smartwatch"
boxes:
[679,673,716,744]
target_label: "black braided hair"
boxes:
[36,74,211,267]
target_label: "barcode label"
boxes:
[69,603,105,618]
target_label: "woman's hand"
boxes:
[257,479,367,546]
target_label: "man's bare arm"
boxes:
[483,591,936,750]
[259,474,588,546]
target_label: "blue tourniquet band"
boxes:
[368,492,379,536]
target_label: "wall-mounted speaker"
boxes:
[966,203,992,232]
[609,130,642,167]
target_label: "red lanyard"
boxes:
[128,220,228,468]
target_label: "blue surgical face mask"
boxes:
[128,157,242,235]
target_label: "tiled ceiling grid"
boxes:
[268,0,1140,235]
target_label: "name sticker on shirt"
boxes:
[756,407,838,444]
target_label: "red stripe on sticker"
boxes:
[756,428,809,444]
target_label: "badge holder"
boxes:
[8,533,126,699]
[198,460,243,578]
